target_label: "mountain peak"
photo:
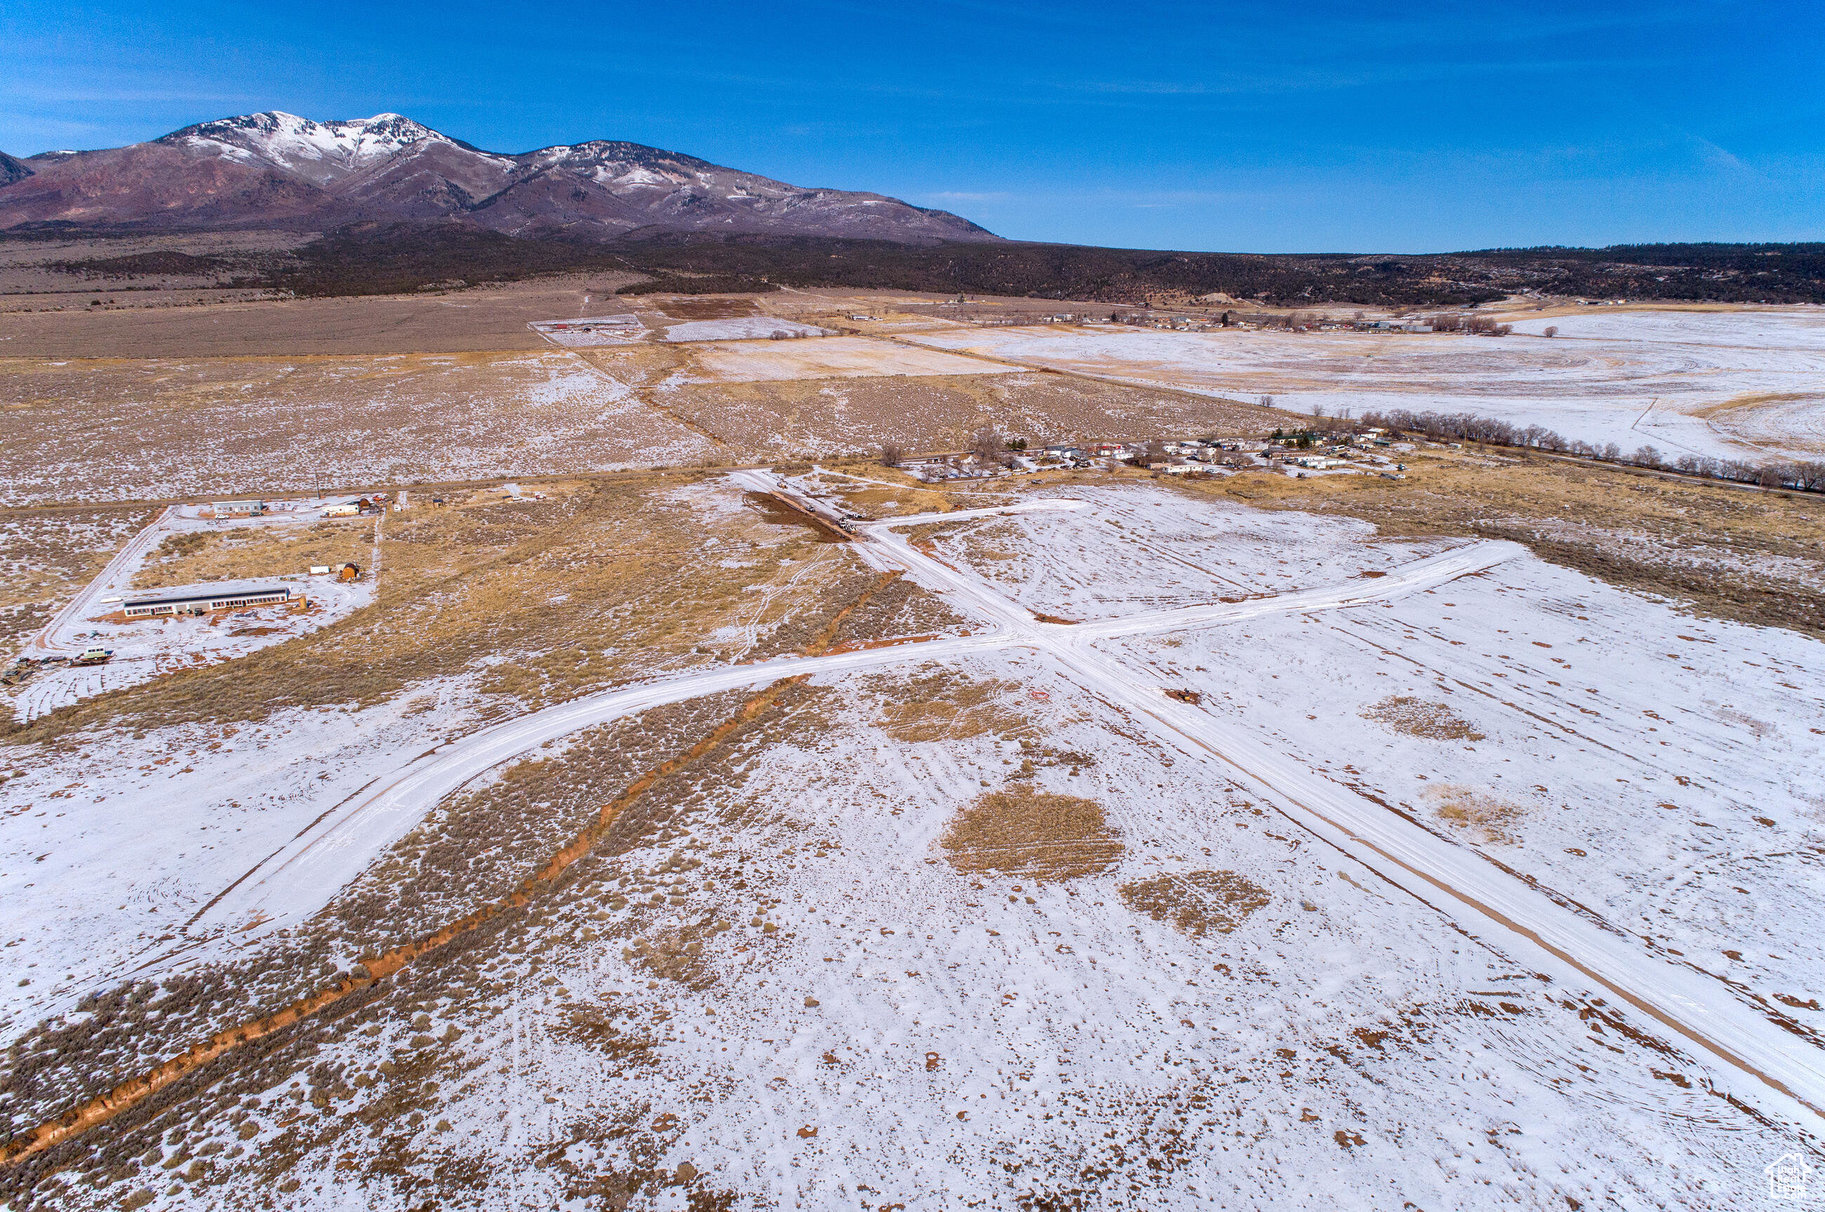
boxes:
[1,110,998,243]
[157,111,448,187]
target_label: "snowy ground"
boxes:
[0,677,480,1033]
[0,352,716,505]
[680,335,1014,383]
[5,476,1823,1207]
[10,498,377,721]
[902,309,1825,462]
[1104,567,1825,1032]
[661,318,833,342]
[224,647,1806,1210]
[909,483,1460,621]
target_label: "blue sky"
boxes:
[3,1,1820,251]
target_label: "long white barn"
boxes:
[122,586,293,618]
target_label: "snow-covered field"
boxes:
[903,309,1825,462]
[1507,307,1825,351]
[661,317,833,342]
[681,334,1014,383]
[0,678,481,1031]
[4,476,1822,1207]
[1049,490,1825,1035]
[911,483,1460,620]
[221,648,1804,1209]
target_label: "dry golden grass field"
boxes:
[0,268,613,355]
[1174,449,1825,636]
[0,283,1296,503]
[4,281,1825,1212]
[0,351,718,504]
[10,471,968,745]
[0,506,154,650]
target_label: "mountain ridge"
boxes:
[0,111,996,243]
[0,152,33,187]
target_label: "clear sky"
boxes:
[3,0,1820,252]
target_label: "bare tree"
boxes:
[1258,394,1276,410]
[880,442,904,468]
[1543,325,1559,338]
[970,426,1006,466]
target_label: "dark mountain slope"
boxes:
[0,111,996,243]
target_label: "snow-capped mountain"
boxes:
[157,112,459,188]
[0,111,997,242]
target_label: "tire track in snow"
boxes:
[855,480,1825,1133]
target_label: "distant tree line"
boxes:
[1425,312,1513,334]
[606,236,1825,307]
[1359,408,1825,492]
[28,223,1825,306]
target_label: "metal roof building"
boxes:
[123,586,293,618]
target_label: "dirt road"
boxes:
[166,469,1825,1137]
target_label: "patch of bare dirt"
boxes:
[132,522,370,589]
[1362,695,1486,741]
[648,370,1282,460]
[0,273,617,356]
[1120,870,1271,935]
[656,298,760,321]
[940,787,1122,882]
[0,351,714,505]
[1428,785,1526,844]
[870,668,1029,743]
